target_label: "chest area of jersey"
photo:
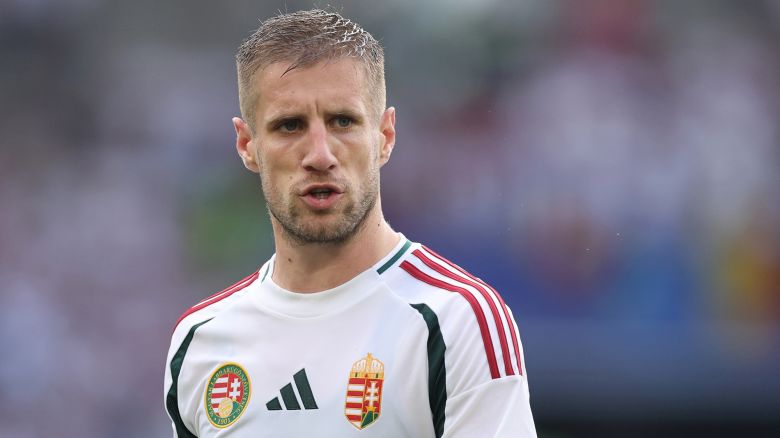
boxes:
[184,303,431,436]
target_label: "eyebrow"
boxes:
[263,112,306,131]
[264,108,364,130]
[325,108,363,122]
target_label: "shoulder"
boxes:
[385,243,499,305]
[382,242,510,326]
[170,268,264,341]
[382,242,526,383]
[163,269,264,437]
[165,267,265,382]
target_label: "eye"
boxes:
[279,119,301,132]
[334,116,352,128]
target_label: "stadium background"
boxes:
[1,0,778,436]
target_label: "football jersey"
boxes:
[164,236,536,437]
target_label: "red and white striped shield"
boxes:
[344,353,385,429]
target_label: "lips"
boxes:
[301,184,343,197]
[299,183,344,210]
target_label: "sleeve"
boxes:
[440,298,537,438]
[443,376,536,437]
[163,347,180,438]
[163,320,199,438]
[394,244,536,436]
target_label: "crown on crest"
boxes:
[350,353,385,379]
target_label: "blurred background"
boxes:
[1,0,778,436]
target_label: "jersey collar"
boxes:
[252,234,412,318]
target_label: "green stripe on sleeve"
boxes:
[166,319,212,438]
[410,303,447,438]
[377,239,412,274]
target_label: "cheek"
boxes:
[348,152,375,182]
[357,148,381,187]
[357,134,381,164]
[257,149,295,183]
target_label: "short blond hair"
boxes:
[236,9,386,127]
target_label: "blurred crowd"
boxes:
[1,0,778,436]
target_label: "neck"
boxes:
[270,205,400,293]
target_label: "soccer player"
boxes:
[164,9,536,437]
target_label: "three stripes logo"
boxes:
[266,369,319,411]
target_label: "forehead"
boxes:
[251,59,371,118]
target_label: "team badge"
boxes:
[205,363,251,428]
[344,353,385,430]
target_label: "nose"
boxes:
[301,121,337,172]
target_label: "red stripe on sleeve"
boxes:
[195,272,259,307]
[400,260,501,379]
[173,271,260,331]
[415,249,516,376]
[423,245,523,375]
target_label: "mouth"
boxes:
[302,184,343,197]
[308,187,336,199]
[299,184,344,209]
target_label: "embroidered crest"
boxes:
[344,353,385,429]
[205,363,251,428]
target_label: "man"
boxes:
[164,9,536,437]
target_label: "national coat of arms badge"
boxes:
[344,353,385,430]
[204,363,251,428]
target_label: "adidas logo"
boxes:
[266,368,319,411]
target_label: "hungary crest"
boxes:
[344,353,385,429]
[205,363,251,428]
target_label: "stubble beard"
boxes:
[262,168,380,246]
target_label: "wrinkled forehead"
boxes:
[250,58,373,119]
[256,55,372,88]
[260,56,365,83]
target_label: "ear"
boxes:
[378,107,396,167]
[233,117,260,173]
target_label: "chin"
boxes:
[282,217,353,244]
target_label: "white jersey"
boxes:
[164,237,536,437]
